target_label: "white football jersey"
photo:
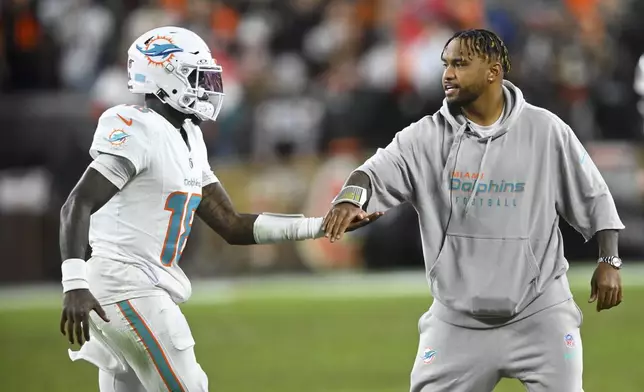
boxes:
[87,104,218,304]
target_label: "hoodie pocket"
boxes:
[429,234,540,317]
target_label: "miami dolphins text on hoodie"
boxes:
[355,80,625,328]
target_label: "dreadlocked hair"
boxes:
[444,29,511,74]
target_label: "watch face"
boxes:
[613,258,623,267]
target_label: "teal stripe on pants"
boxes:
[117,300,184,392]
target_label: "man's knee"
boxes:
[508,301,584,391]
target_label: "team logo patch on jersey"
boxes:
[108,129,129,146]
[136,35,184,67]
[421,348,437,364]
[564,333,575,348]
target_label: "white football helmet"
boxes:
[127,26,224,122]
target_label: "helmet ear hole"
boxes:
[172,89,177,94]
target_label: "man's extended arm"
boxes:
[322,122,422,241]
[196,182,379,245]
[196,182,259,245]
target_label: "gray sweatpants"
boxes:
[410,299,584,392]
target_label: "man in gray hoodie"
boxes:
[322,29,625,392]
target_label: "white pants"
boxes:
[69,295,208,392]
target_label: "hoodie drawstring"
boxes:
[464,136,492,215]
[443,123,469,187]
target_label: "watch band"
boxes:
[598,256,622,268]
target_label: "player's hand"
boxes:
[322,202,384,243]
[588,263,623,312]
[60,289,110,346]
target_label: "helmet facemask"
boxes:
[160,63,225,122]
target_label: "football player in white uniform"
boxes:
[59,26,381,392]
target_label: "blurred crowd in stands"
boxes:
[3,0,644,280]
[3,0,644,161]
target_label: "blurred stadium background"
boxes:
[1,0,644,391]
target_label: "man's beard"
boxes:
[446,87,480,110]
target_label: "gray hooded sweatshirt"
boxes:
[356,80,624,329]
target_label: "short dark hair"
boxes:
[443,29,511,74]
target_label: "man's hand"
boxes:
[588,263,623,312]
[60,289,110,346]
[322,203,383,243]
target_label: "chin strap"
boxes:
[153,88,217,122]
[192,101,215,120]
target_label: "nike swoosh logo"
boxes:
[117,114,133,126]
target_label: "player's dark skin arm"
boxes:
[198,180,380,245]
[196,182,258,245]
[323,171,383,243]
[59,168,116,345]
[589,229,623,312]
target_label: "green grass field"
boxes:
[1,267,643,392]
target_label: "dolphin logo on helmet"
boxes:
[136,35,184,67]
[136,43,184,59]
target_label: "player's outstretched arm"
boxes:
[196,182,379,245]
[322,171,381,243]
[323,120,425,242]
[196,182,258,245]
[59,167,120,346]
